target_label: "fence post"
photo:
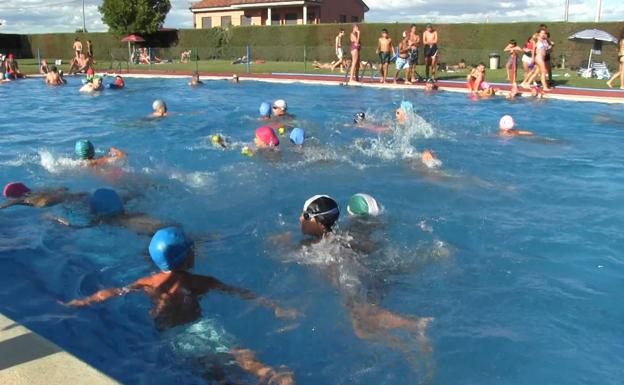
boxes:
[149,47,153,71]
[303,45,307,73]
[246,46,250,74]
[36,48,41,69]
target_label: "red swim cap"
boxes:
[3,182,31,198]
[87,68,95,76]
[115,78,124,87]
[255,126,280,147]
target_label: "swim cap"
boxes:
[255,126,280,147]
[400,101,414,115]
[89,188,123,217]
[290,128,305,145]
[273,99,287,111]
[149,227,194,272]
[259,102,272,118]
[303,195,340,229]
[499,115,515,131]
[480,81,490,90]
[347,193,380,217]
[3,182,31,198]
[75,139,95,160]
[153,100,167,112]
[353,112,366,124]
[86,68,94,76]
[114,77,124,87]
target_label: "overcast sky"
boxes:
[0,0,622,34]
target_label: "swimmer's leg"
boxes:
[230,349,295,385]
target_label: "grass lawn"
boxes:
[15,59,616,90]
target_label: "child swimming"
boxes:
[74,139,127,166]
[499,115,534,137]
[109,75,125,89]
[395,101,415,124]
[80,75,103,93]
[63,226,296,385]
[189,72,203,87]
[1,182,87,209]
[152,100,168,117]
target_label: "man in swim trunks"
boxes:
[348,24,361,84]
[393,31,411,84]
[423,23,439,81]
[408,24,421,83]
[63,227,296,385]
[376,29,394,84]
[331,29,346,72]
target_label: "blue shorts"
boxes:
[396,57,410,70]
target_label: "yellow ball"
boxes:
[278,127,286,136]
[241,146,253,157]
[212,135,221,143]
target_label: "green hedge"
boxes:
[3,21,622,68]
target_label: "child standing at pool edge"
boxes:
[376,29,394,84]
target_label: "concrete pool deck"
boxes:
[101,70,624,104]
[0,313,120,385]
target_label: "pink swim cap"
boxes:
[3,182,31,198]
[480,81,491,90]
[499,115,515,131]
[255,126,280,147]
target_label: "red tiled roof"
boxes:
[192,0,303,9]
[191,0,369,13]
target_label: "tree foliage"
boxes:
[99,0,171,35]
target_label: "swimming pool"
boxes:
[1,77,623,385]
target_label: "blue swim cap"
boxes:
[89,188,124,217]
[75,140,95,160]
[400,101,414,115]
[259,102,272,118]
[290,128,305,145]
[149,227,194,272]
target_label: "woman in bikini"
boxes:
[349,24,362,84]
[528,29,551,91]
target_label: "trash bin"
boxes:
[489,53,500,70]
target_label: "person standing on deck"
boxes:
[423,24,439,81]
[331,29,347,72]
[348,24,362,84]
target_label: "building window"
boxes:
[351,16,359,23]
[201,17,212,29]
[339,15,347,23]
[221,16,232,27]
[285,13,297,25]
[241,15,252,25]
[308,12,315,23]
[271,13,280,24]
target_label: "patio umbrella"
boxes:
[121,34,146,61]
[568,29,618,69]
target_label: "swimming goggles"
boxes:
[303,207,339,221]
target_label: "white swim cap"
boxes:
[273,99,287,110]
[347,193,381,217]
[499,115,515,131]
[153,99,167,112]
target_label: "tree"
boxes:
[99,0,171,35]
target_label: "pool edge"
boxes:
[0,313,121,385]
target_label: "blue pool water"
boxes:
[1,77,623,385]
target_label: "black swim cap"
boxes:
[353,112,366,124]
[303,195,340,230]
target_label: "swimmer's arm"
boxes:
[63,281,144,307]
[516,130,534,136]
[200,276,297,319]
[109,147,127,158]
[0,199,26,209]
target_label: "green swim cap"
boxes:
[75,139,95,160]
[347,193,380,217]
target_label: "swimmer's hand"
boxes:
[61,299,90,307]
[44,213,71,226]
